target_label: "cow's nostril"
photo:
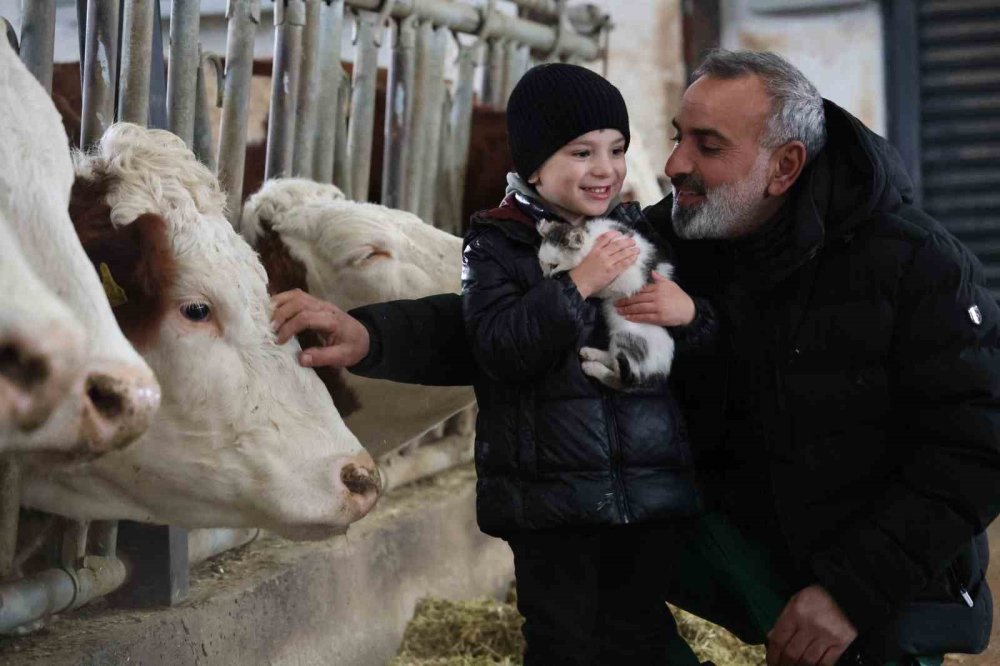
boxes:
[341,463,381,496]
[86,374,125,420]
[0,341,49,391]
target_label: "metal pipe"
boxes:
[378,431,474,493]
[341,0,599,60]
[166,0,201,146]
[291,0,321,178]
[401,19,431,214]
[193,50,218,170]
[0,458,19,581]
[332,75,352,197]
[88,521,118,558]
[80,0,120,148]
[445,40,477,233]
[118,0,156,125]
[264,0,306,180]
[18,0,57,92]
[501,37,519,105]
[187,528,259,565]
[345,9,381,202]
[217,0,261,227]
[416,23,448,221]
[483,38,504,108]
[0,557,127,634]
[381,14,416,209]
[312,0,346,184]
[60,520,88,568]
[433,87,453,229]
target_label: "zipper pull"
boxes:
[960,586,974,608]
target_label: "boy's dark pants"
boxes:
[505,524,701,666]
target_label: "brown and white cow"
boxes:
[241,178,475,458]
[0,38,160,455]
[20,124,380,540]
[0,213,88,439]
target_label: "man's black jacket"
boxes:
[349,100,1000,658]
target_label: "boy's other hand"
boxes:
[271,289,370,368]
[766,585,857,666]
[614,272,696,327]
[568,231,639,299]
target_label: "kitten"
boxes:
[537,218,676,390]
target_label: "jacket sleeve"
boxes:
[347,293,476,386]
[463,230,589,383]
[810,230,1000,632]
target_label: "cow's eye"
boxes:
[181,302,212,322]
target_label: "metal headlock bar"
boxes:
[18,1,57,93]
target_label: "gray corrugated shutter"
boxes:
[918,1,1000,297]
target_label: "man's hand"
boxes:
[614,271,696,327]
[270,289,370,368]
[568,231,640,299]
[766,585,858,666]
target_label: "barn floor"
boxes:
[0,465,514,666]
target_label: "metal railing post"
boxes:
[416,23,448,221]
[291,0,321,177]
[217,0,261,227]
[80,0,120,148]
[312,0,346,184]
[265,0,306,180]
[381,14,416,209]
[18,0,56,92]
[118,0,156,124]
[167,0,202,146]
[345,8,382,201]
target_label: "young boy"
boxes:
[462,63,713,665]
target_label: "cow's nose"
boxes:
[336,450,381,520]
[0,323,86,431]
[79,360,161,453]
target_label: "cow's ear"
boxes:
[69,170,178,348]
[254,223,308,296]
[568,228,586,250]
[78,210,177,350]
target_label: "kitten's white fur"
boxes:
[537,218,675,389]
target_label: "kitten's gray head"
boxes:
[537,219,588,277]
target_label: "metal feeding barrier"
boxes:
[0,0,608,636]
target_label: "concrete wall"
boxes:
[720,0,886,137]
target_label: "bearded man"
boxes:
[272,50,1000,666]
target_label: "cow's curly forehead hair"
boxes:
[72,123,228,226]
[693,49,826,163]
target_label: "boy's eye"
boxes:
[572,150,591,158]
[670,133,680,142]
[612,147,625,156]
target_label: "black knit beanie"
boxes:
[506,63,630,182]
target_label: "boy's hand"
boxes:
[271,289,370,368]
[568,231,639,299]
[614,272,696,327]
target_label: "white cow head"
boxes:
[0,38,160,456]
[0,212,87,439]
[241,179,474,457]
[22,125,380,540]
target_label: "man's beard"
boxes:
[671,154,772,240]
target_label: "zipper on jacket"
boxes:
[601,391,631,523]
[948,560,975,608]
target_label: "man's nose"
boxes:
[664,144,688,180]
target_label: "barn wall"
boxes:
[720,0,886,137]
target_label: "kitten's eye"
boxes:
[181,302,212,322]
[547,263,559,272]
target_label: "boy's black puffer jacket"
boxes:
[462,197,701,536]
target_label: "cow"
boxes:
[0,212,87,439]
[20,124,381,540]
[0,38,160,456]
[240,178,475,458]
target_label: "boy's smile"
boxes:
[529,129,627,224]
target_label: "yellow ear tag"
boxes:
[99,262,129,308]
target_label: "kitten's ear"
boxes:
[536,219,555,238]
[568,228,586,249]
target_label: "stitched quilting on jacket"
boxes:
[461,195,702,536]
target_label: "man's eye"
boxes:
[700,144,722,155]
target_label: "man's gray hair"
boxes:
[693,49,827,161]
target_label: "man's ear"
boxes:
[767,140,807,197]
[568,228,586,250]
